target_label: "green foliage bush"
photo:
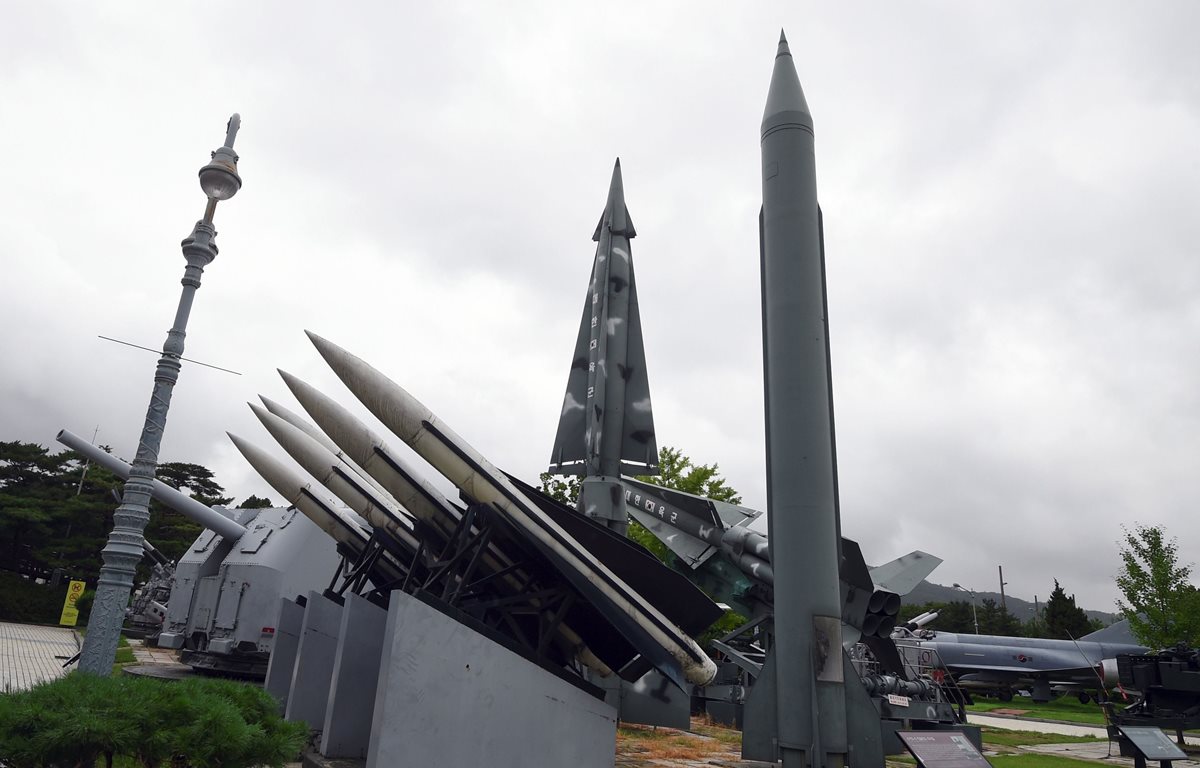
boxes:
[0,572,69,625]
[0,673,306,768]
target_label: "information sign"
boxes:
[897,731,992,768]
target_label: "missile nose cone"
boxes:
[761,28,812,137]
[594,157,636,241]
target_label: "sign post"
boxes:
[897,731,992,768]
[59,580,87,627]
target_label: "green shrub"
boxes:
[0,673,307,768]
[0,572,70,625]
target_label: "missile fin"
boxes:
[618,264,658,475]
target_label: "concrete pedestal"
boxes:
[367,591,618,768]
[264,597,305,711]
[319,594,388,759]
[285,591,343,730]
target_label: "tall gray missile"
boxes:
[759,30,847,767]
[548,159,658,534]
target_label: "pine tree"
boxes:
[1042,579,1093,639]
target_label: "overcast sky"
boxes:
[2,2,1197,611]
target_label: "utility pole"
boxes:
[998,565,1007,610]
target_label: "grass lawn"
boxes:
[969,695,1110,726]
[981,728,1103,749]
[989,754,1105,768]
[617,720,741,763]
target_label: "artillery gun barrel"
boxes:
[57,428,248,541]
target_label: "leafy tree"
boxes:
[1116,523,1200,648]
[155,462,233,507]
[236,495,274,509]
[0,441,237,595]
[1042,579,1094,640]
[537,472,579,506]
[637,446,742,504]
[976,597,1022,636]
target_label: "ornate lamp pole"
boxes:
[952,582,980,635]
[79,115,243,675]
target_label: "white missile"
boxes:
[278,369,461,540]
[249,403,420,554]
[259,394,407,524]
[305,330,718,687]
[276,372,616,678]
[226,432,404,583]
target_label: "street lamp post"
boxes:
[952,583,980,635]
[78,115,243,675]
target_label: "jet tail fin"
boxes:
[617,268,658,474]
[1080,618,1136,644]
[868,551,943,596]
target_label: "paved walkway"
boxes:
[0,621,78,692]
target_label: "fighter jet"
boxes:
[893,620,1148,702]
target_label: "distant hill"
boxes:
[901,579,1120,625]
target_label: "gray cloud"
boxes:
[1,2,1197,611]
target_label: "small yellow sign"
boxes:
[58,580,87,627]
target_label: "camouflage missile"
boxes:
[58,428,247,541]
[226,432,405,583]
[623,479,774,585]
[248,403,420,554]
[549,159,658,533]
[306,330,718,687]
